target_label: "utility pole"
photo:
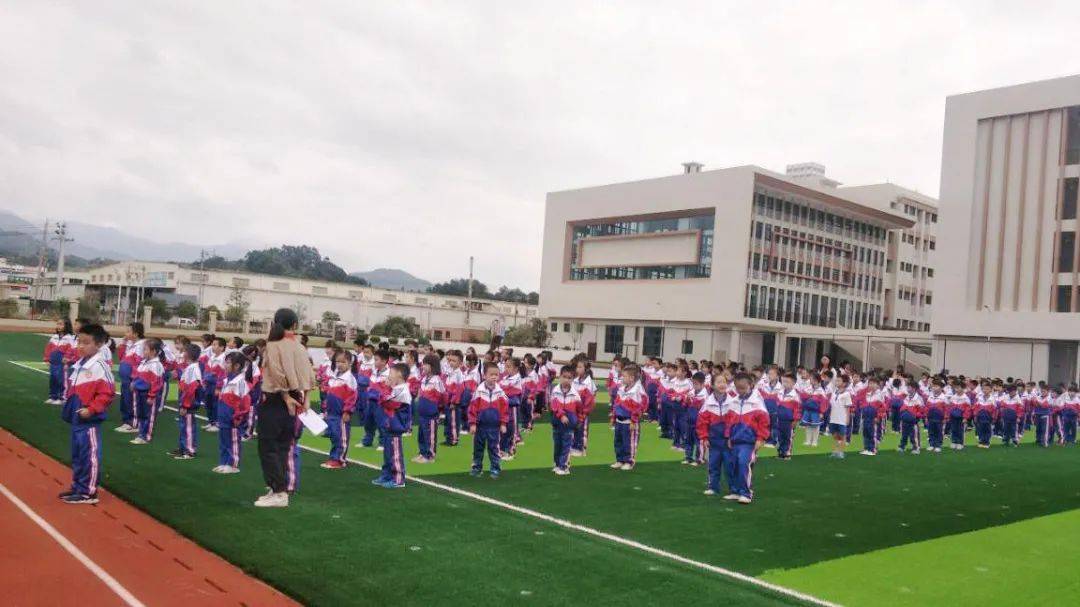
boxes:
[28,218,49,319]
[52,221,73,303]
[465,256,474,326]
[197,249,210,325]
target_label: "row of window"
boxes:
[750,220,885,298]
[1062,178,1078,220]
[568,214,715,281]
[749,252,884,294]
[896,288,932,305]
[754,191,887,245]
[744,284,881,330]
[897,261,934,279]
[900,232,936,251]
[891,319,930,331]
[550,321,583,333]
[891,201,938,224]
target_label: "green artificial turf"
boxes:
[0,333,805,607]
[6,331,1080,606]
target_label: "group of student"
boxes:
[44,319,1080,506]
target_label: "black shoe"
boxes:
[166,448,184,457]
[58,489,76,499]
[61,493,98,505]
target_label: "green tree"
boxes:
[175,300,199,320]
[322,310,341,325]
[370,315,421,339]
[193,246,368,286]
[502,318,549,348]
[148,298,171,322]
[225,286,249,323]
[51,297,70,319]
[526,291,539,305]
[0,299,18,318]
[427,278,490,298]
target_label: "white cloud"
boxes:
[2,1,1079,289]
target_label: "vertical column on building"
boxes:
[773,332,788,367]
[729,328,742,364]
[861,336,872,371]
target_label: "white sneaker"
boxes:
[703,489,716,496]
[376,445,384,452]
[569,449,584,457]
[502,454,515,461]
[221,466,240,474]
[554,468,570,476]
[129,437,147,445]
[610,462,623,469]
[619,463,634,471]
[114,424,133,433]
[461,429,470,435]
[723,494,740,500]
[44,398,53,404]
[859,450,875,456]
[254,491,289,508]
[205,426,219,433]
[680,459,690,465]
[737,496,753,504]
[911,449,921,455]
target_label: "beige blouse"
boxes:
[261,337,316,394]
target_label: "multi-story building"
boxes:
[540,163,928,369]
[841,183,938,332]
[933,74,1080,383]
[76,261,537,339]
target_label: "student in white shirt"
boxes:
[828,375,853,459]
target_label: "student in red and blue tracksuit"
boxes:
[1060,386,1079,445]
[570,361,597,456]
[60,324,116,505]
[361,353,391,448]
[499,359,525,459]
[172,343,202,459]
[999,384,1023,446]
[972,386,997,448]
[898,390,924,454]
[130,338,166,444]
[414,354,446,463]
[858,378,886,455]
[460,355,481,434]
[214,353,252,473]
[695,378,729,496]
[923,380,949,453]
[469,365,509,478]
[375,365,412,488]
[721,374,770,504]
[1032,388,1056,447]
[668,367,694,450]
[202,338,227,432]
[611,365,647,470]
[756,367,780,448]
[442,352,464,446]
[774,372,801,460]
[683,374,708,465]
[44,319,76,404]
[116,323,146,432]
[643,359,661,424]
[946,383,971,449]
[549,365,582,475]
[322,350,358,469]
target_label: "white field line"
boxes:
[8,360,837,607]
[0,482,146,607]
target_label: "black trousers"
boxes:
[258,393,296,493]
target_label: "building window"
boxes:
[190,272,208,283]
[563,322,571,332]
[642,326,663,357]
[273,281,290,291]
[550,322,558,332]
[1067,106,1080,165]
[681,340,693,355]
[414,297,429,305]
[604,325,624,354]
[1058,232,1076,273]
[568,211,715,281]
[232,277,249,288]
[382,293,397,302]
[348,290,364,299]
[1063,178,1079,220]
[1056,286,1073,313]
[312,286,328,295]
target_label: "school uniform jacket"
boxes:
[178,363,202,412]
[667,378,693,407]
[861,389,888,421]
[721,391,770,444]
[775,388,801,421]
[695,392,726,444]
[324,370,359,416]
[63,351,116,424]
[571,375,597,414]
[500,373,524,401]
[461,366,481,395]
[924,392,950,422]
[998,394,1024,420]
[549,385,583,420]
[468,383,510,426]
[417,374,447,411]
[443,367,464,406]
[218,373,252,423]
[947,393,971,420]
[899,394,925,422]
[44,333,77,365]
[131,357,165,400]
[407,365,422,398]
[612,381,648,423]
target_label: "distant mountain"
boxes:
[0,209,249,265]
[350,268,432,291]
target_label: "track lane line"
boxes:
[0,482,145,607]
[8,359,837,607]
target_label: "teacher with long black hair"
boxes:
[254,308,315,508]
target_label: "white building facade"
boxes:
[933,74,1080,384]
[540,164,930,369]
[80,261,536,338]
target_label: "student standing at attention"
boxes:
[60,323,115,505]
[827,375,853,459]
[720,373,770,504]
[170,343,202,460]
[469,365,509,478]
[549,365,583,476]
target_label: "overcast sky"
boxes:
[1,1,1079,290]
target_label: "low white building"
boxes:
[80,261,537,338]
